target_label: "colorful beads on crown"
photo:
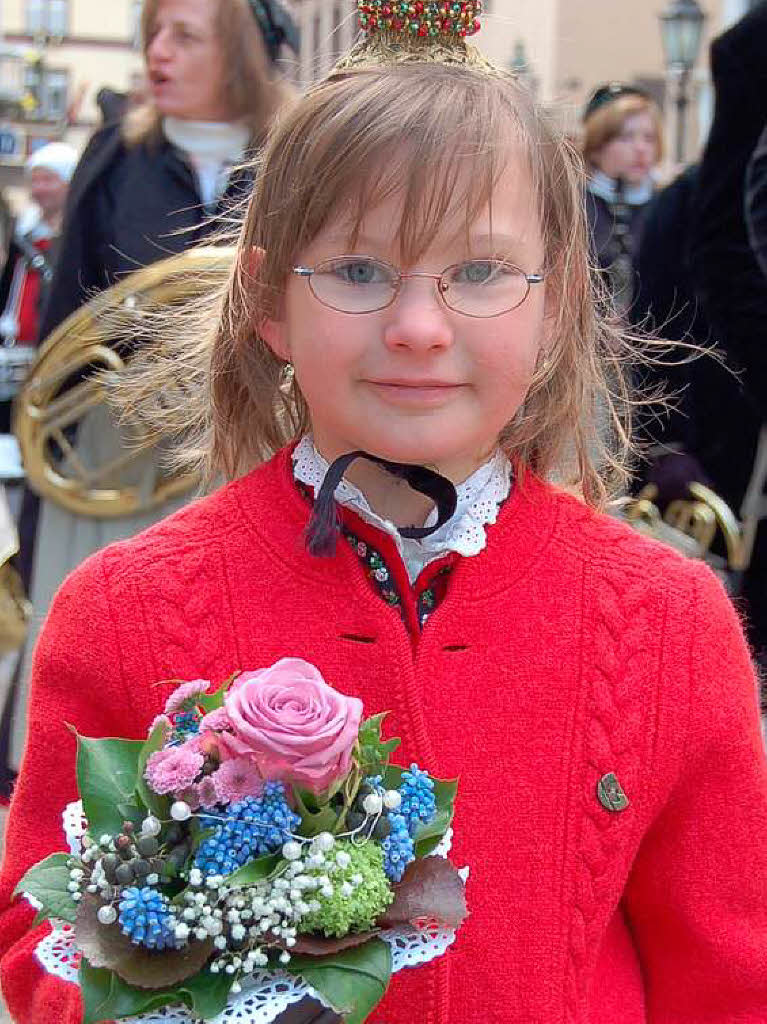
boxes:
[356,1,483,39]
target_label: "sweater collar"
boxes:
[231,446,560,601]
[587,169,653,206]
[163,117,250,165]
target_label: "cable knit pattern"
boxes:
[563,567,658,1020]
[1,447,766,1024]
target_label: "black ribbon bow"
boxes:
[305,451,459,557]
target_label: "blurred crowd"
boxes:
[0,0,766,794]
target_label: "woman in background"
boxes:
[4,0,298,796]
[582,83,662,315]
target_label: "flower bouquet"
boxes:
[17,659,466,1024]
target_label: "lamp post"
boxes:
[659,0,706,164]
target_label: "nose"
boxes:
[383,275,454,353]
[147,26,172,62]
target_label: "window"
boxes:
[25,0,68,37]
[130,0,144,49]
[24,64,69,121]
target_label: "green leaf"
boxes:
[292,786,340,838]
[180,967,234,1017]
[288,938,391,1024]
[413,806,454,858]
[75,732,145,838]
[14,853,76,924]
[135,721,171,821]
[80,960,233,1024]
[357,714,401,776]
[197,671,239,714]
[80,961,176,1024]
[223,852,281,887]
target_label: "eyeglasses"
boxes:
[292,256,544,318]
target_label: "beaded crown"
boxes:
[332,1,501,77]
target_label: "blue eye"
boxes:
[329,259,389,286]
[451,260,514,285]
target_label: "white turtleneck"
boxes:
[292,436,513,584]
[163,117,250,211]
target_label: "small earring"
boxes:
[282,361,294,383]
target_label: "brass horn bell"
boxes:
[13,247,235,518]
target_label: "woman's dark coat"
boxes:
[39,121,252,340]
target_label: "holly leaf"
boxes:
[223,852,281,888]
[377,856,467,930]
[76,894,214,989]
[135,720,171,821]
[287,938,391,1024]
[356,714,400,776]
[80,959,232,1024]
[292,786,340,837]
[74,732,145,839]
[14,853,77,924]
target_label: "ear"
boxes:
[244,245,291,362]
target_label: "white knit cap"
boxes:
[25,142,78,183]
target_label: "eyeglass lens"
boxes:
[307,257,531,316]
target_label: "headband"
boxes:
[247,0,300,64]
[583,83,651,122]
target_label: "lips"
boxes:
[364,379,466,407]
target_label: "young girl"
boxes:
[1,10,766,1024]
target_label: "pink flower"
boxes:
[199,707,231,733]
[197,776,219,809]
[212,757,264,805]
[175,785,201,810]
[223,658,363,793]
[144,743,204,795]
[163,679,211,716]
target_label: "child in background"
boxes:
[0,7,766,1023]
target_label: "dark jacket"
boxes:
[39,122,253,340]
[689,1,767,424]
[585,189,648,277]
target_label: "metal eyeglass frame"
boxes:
[292,256,545,319]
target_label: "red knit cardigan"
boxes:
[1,448,766,1024]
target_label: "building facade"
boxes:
[0,0,760,199]
[0,0,143,199]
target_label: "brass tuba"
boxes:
[13,247,235,517]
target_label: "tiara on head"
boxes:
[356,1,483,39]
[334,0,499,76]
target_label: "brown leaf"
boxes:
[377,857,468,929]
[76,894,214,989]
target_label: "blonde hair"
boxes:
[115,61,641,507]
[582,93,664,170]
[123,0,292,147]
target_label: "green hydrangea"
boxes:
[299,840,394,938]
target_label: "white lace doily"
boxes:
[32,803,465,1024]
[292,436,512,583]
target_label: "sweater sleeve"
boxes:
[623,565,767,1022]
[0,551,136,1023]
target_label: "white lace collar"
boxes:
[292,436,512,584]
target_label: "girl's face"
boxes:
[145,0,230,122]
[593,111,658,186]
[261,157,552,483]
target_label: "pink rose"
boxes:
[223,658,363,793]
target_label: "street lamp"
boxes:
[659,0,706,163]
